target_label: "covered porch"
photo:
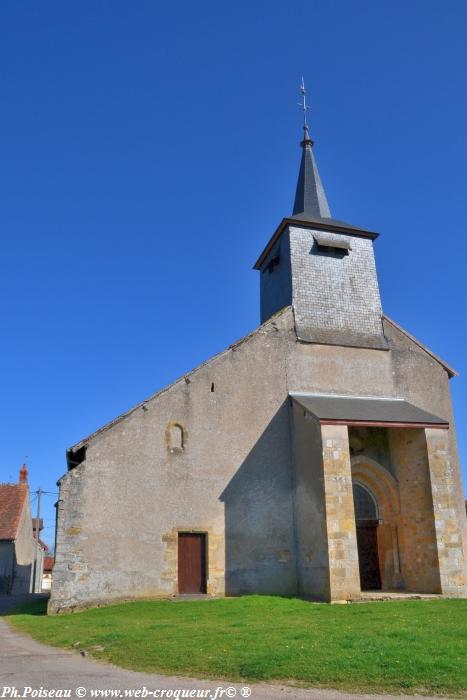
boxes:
[290,393,465,602]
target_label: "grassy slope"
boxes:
[6,596,467,696]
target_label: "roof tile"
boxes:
[0,483,28,540]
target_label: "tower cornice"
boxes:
[253,215,379,270]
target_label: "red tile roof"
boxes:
[0,483,28,540]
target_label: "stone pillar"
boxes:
[425,428,466,597]
[390,428,441,592]
[321,424,361,601]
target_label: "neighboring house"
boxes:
[50,98,467,614]
[42,556,54,591]
[0,466,44,594]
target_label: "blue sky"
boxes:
[1,1,466,548]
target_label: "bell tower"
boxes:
[254,81,387,350]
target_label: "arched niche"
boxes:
[166,422,185,453]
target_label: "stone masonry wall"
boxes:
[384,318,467,576]
[50,464,89,612]
[321,424,361,601]
[425,428,466,596]
[50,310,298,613]
[389,428,441,593]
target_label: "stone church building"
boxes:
[49,108,467,613]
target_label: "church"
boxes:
[49,93,467,613]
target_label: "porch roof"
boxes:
[290,393,449,429]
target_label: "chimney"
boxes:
[32,517,44,532]
[19,464,28,484]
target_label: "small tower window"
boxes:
[266,254,280,273]
[261,241,281,274]
[313,232,351,256]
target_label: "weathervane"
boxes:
[298,77,313,146]
[299,77,309,126]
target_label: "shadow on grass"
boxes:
[3,598,48,617]
[4,594,312,618]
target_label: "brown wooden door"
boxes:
[178,533,207,594]
[356,521,381,590]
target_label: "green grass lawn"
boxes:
[5,596,467,696]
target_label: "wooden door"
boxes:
[178,533,207,594]
[356,521,381,590]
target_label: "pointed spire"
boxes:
[292,79,331,218]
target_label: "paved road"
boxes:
[0,596,454,700]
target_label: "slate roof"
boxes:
[289,213,378,237]
[0,483,28,540]
[291,393,449,428]
[293,125,331,218]
[255,121,379,270]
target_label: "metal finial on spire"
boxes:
[299,76,308,126]
[298,77,313,146]
[292,77,331,218]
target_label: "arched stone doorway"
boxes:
[351,456,403,592]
